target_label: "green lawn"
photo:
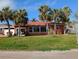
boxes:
[0,34,77,51]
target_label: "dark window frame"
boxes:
[34,26,39,32]
[29,27,32,32]
[0,28,2,31]
[41,26,46,32]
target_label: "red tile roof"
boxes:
[27,22,49,26]
[14,22,49,27]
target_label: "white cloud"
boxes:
[45,0,57,7]
[0,0,14,10]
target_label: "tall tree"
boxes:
[39,5,51,22]
[62,6,71,23]
[12,9,28,36]
[48,9,60,23]
[49,6,71,23]
[0,7,13,36]
[45,6,71,34]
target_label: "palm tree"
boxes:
[62,6,71,23]
[48,6,71,23]
[48,7,71,34]
[0,7,13,36]
[12,9,28,36]
[49,9,59,22]
[63,6,71,17]
[58,7,71,34]
[39,5,51,22]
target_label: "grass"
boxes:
[0,34,77,51]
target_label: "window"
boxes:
[10,28,14,29]
[4,28,8,29]
[29,27,32,32]
[41,26,46,32]
[34,26,39,32]
[4,28,14,29]
[0,28,2,31]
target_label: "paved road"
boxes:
[0,49,77,59]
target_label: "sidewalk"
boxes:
[0,49,77,59]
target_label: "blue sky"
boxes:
[0,0,78,24]
[12,0,78,20]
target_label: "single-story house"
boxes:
[14,22,64,36]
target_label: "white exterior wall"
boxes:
[4,29,15,36]
[66,22,78,34]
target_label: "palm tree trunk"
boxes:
[54,23,56,34]
[18,25,20,36]
[63,23,65,34]
[6,20,11,37]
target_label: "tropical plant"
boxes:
[49,6,71,23]
[0,7,13,36]
[48,9,59,23]
[61,6,71,23]
[39,5,51,22]
[62,6,71,17]
[12,9,28,36]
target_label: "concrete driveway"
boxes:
[0,49,77,59]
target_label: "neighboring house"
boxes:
[0,24,15,36]
[65,21,78,34]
